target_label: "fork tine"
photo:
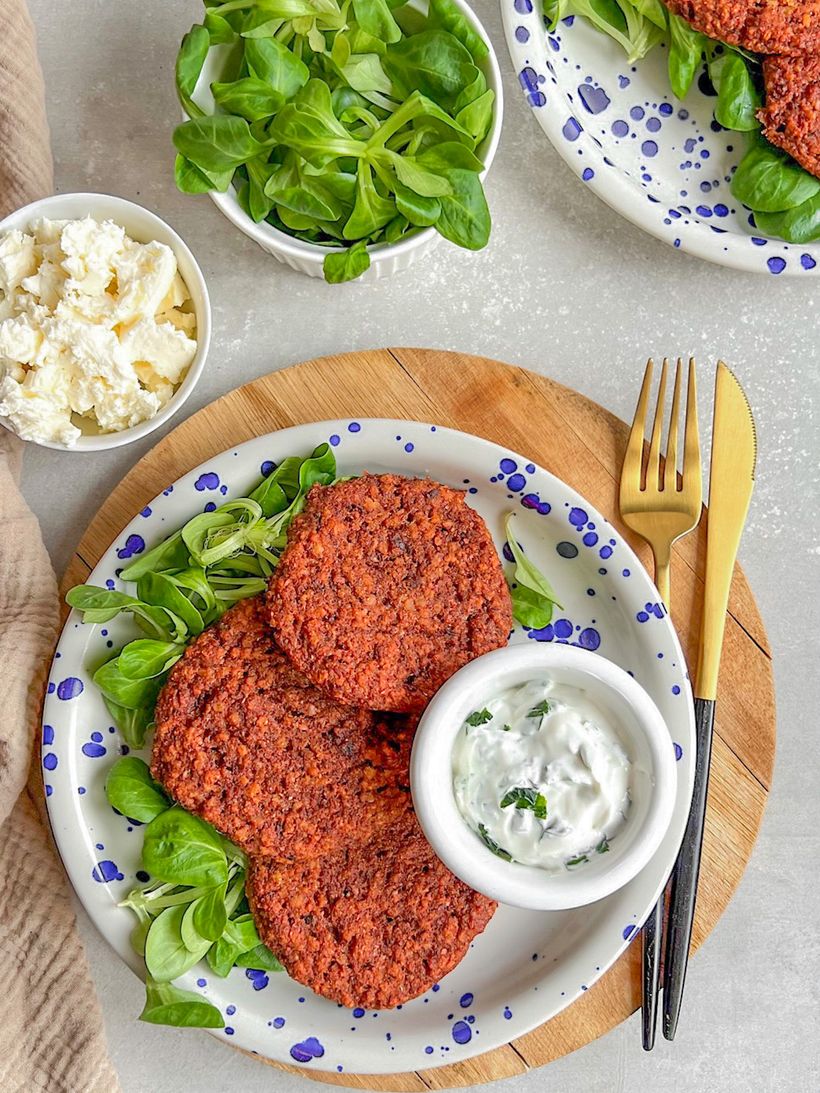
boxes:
[622,358,653,491]
[683,358,701,502]
[647,358,668,491]
[663,359,683,493]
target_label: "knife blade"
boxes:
[695,362,757,702]
[662,362,756,1040]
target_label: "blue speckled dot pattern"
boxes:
[501,4,820,276]
[42,419,695,1076]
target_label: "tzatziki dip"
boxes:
[452,679,632,872]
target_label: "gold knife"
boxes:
[662,362,757,1039]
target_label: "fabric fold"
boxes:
[0,3,120,1090]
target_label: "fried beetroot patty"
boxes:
[760,54,820,179]
[665,0,820,54]
[267,474,512,713]
[247,809,497,1009]
[151,596,412,859]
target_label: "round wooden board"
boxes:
[61,349,775,1091]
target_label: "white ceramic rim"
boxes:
[200,0,504,267]
[499,1,820,277]
[411,643,678,911]
[0,192,211,451]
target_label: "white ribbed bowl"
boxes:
[190,0,504,280]
[0,192,210,451]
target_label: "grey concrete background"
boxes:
[21,1,818,1090]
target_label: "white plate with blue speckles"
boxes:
[501,2,820,277]
[43,419,694,1075]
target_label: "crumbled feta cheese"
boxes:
[0,314,43,365]
[157,307,197,336]
[28,218,67,243]
[21,359,73,405]
[100,387,162,433]
[133,365,175,408]
[119,318,197,384]
[0,375,80,446]
[0,359,27,384]
[113,239,177,325]
[0,216,197,446]
[159,272,190,313]
[0,231,37,294]
[22,254,67,310]
[60,217,125,296]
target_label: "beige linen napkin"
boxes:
[0,3,119,1090]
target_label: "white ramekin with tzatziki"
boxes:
[411,644,677,911]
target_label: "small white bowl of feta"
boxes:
[410,643,678,911]
[0,192,210,450]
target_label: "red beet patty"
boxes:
[760,53,820,179]
[247,807,497,1009]
[267,474,512,713]
[151,596,412,859]
[665,0,820,55]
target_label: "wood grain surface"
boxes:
[59,349,775,1089]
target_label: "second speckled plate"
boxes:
[501,2,820,277]
[43,419,694,1075]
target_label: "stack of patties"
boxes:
[151,474,513,1008]
[665,0,820,177]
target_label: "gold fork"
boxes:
[620,358,702,606]
[619,356,702,1051]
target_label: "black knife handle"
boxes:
[662,697,716,1040]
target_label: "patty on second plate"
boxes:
[152,595,413,859]
[267,473,512,713]
[247,805,497,1010]
[665,0,820,55]
[760,53,820,178]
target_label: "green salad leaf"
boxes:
[191,884,229,943]
[66,444,351,1028]
[93,659,164,712]
[731,140,820,212]
[708,49,761,131]
[142,807,229,888]
[546,0,661,64]
[504,513,562,630]
[139,977,224,1028]
[543,0,820,244]
[323,238,371,281]
[68,444,338,743]
[753,194,820,244]
[146,903,213,982]
[103,701,153,750]
[171,0,495,281]
[436,167,491,250]
[105,757,170,823]
[428,0,489,61]
[115,796,282,1026]
[234,943,284,971]
[175,24,210,119]
[667,12,706,99]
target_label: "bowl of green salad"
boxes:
[173,0,503,283]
